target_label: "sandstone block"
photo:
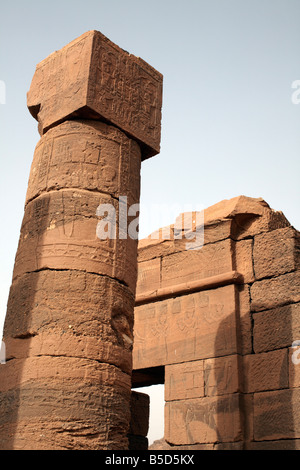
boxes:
[0,357,131,450]
[254,388,300,441]
[214,441,244,450]
[137,195,290,264]
[4,270,134,373]
[242,349,288,393]
[1,28,163,451]
[203,355,241,397]
[0,356,131,393]
[5,333,132,375]
[253,226,300,280]
[165,394,242,445]
[233,238,254,283]
[128,435,148,450]
[289,346,300,388]
[251,271,300,312]
[253,303,300,353]
[203,219,233,245]
[26,120,141,207]
[137,238,175,263]
[133,284,239,370]
[161,238,233,289]
[13,190,138,291]
[240,393,254,442]
[165,361,204,401]
[203,196,267,225]
[149,438,214,450]
[237,284,252,355]
[27,30,163,160]
[149,438,214,451]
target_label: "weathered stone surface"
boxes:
[165,361,204,401]
[26,120,141,207]
[128,391,149,450]
[137,196,290,266]
[136,236,255,303]
[128,435,148,450]
[5,334,132,375]
[133,284,239,370]
[246,439,300,450]
[237,284,252,355]
[251,271,300,312]
[136,270,243,306]
[129,391,149,437]
[27,30,163,160]
[137,219,233,263]
[165,394,242,445]
[136,257,161,297]
[242,349,288,393]
[4,270,134,373]
[161,238,233,289]
[201,195,290,240]
[203,355,241,397]
[0,356,131,394]
[253,303,300,353]
[12,190,138,291]
[233,239,254,283]
[0,30,162,450]
[0,357,131,450]
[254,388,300,441]
[289,346,300,388]
[241,393,253,442]
[253,226,300,280]
[214,441,244,450]
[149,438,214,450]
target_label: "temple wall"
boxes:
[132,195,300,450]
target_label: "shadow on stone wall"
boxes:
[215,300,297,450]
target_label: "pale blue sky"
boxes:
[0,0,299,444]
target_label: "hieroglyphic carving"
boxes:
[133,284,238,369]
[14,189,138,291]
[165,394,242,445]
[1,29,161,451]
[26,121,141,206]
[165,361,205,401]
[27,30,163,159]
[89,34,162,153]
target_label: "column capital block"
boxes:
[27,30,163,160]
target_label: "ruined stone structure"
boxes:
[0,31,162,450]
[0,31,299,452]
[133,196,300,450]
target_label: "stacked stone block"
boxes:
[133,195,300,450]
[128,391,150,450]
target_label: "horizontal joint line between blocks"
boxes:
[25,187,120,207]
[12,267,131,291]
[135,270,244,305]
[4,354,132,377]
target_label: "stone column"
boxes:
[0,30,162,450]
